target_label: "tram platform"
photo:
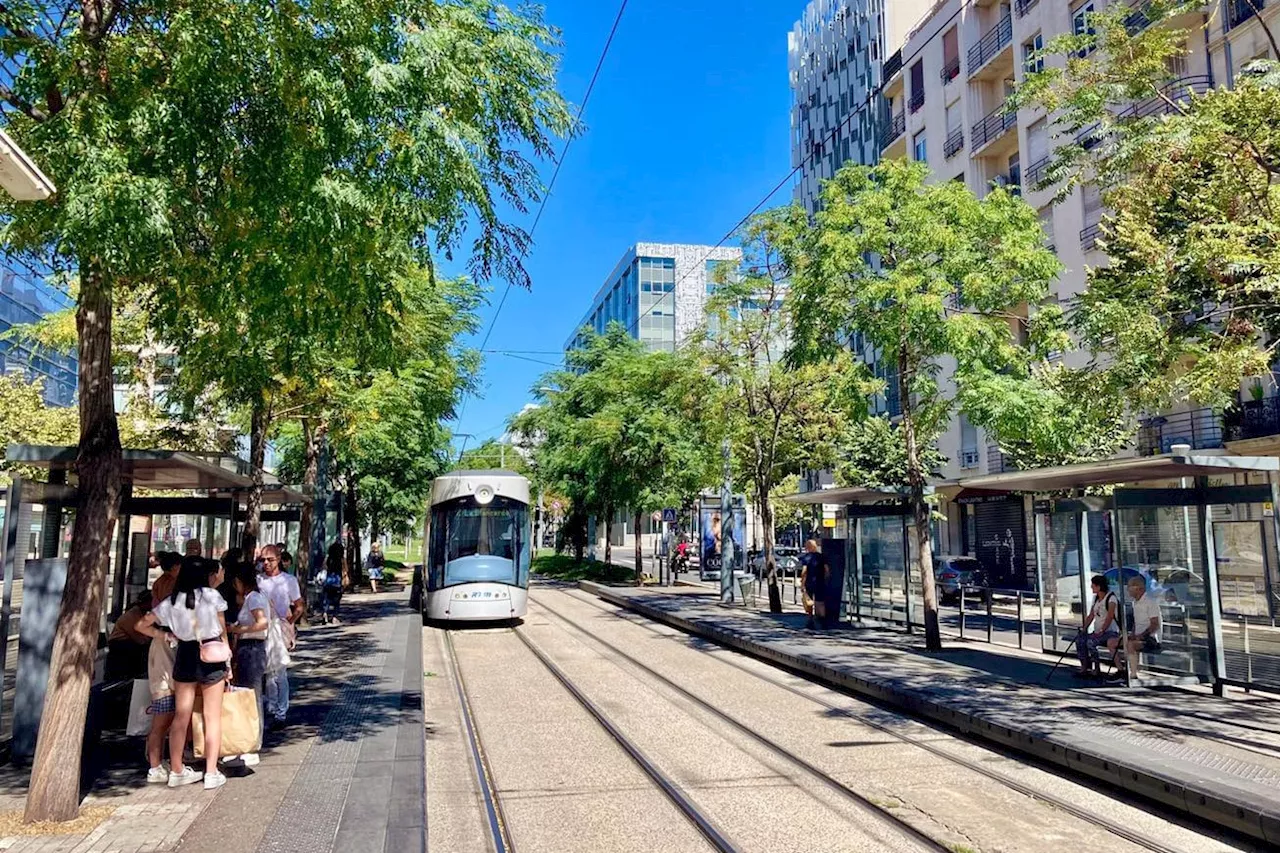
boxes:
[578,581,1280,846]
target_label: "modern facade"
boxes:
[0,263,76,407]
[564,242,742,354]
[864,0,1280,600]
[789,0,934,214]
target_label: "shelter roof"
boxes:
[7,444,256,491]
[954,450,1278,493]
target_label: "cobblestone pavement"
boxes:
[0,590,423,853]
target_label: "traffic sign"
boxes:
[661,508,678,523]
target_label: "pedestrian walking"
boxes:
[258,544,302,726]
[227,564,268,765]
[138,557,231,790]
[366,542,385,593]
[322,542,345,624]
[143,551,182,784]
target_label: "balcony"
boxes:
[1137,408,1224,456]
[1015,0,1040,16]
[971,105,1017,152]
[1229,0,1267,29]
[944,127,965,159]
[1025,154,1051,187]
[883,49,903,83]
[994,165,1022,196]
[1119,75,1213,120]
[1080,220,1102,252]
[909,90,925,114]
[1224,397,1280,441]
[940,56,961,85]
[967,14,1013,79]
[882,112,906,149]
[961,447,981,469]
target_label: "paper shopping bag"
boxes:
[192,687,261,758]
[126,679,152,737]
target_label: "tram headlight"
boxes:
[474,484,495,505]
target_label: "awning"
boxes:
[7,445,256,491]
[955,450,1279,493]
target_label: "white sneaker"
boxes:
[167,766,204,788]
[146,765,169,784]
[203,771,226,791]
[239,753,260,767]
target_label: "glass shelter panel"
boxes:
[852,515,908,623]
[1114,506,1212,681]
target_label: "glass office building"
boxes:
[0,264,76,407]
[565,243,742,355]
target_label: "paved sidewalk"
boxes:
[580,581,1280,846]
[0,591,423,853]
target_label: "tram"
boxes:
[422,470,531,622]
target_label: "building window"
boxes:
[941,27,960,83]
[1023,33,1044,75]
[1038,205,1056,251]
[913,131,927,162]
[909,60,925,112]
[1072,2,1096,58]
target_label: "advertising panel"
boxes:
[699,497,746,580]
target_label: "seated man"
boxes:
[1123,576,1162,680]
[105,590,153,681]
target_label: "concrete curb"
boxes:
[579,581,1280,846]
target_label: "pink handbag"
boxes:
[191,610,231,663]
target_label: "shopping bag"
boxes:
[265,615,293,672]
[192,687,261,758]
[126,679,152,737]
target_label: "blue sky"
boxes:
[449,0,801,449]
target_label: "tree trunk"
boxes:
[344,476,362,588]
[297,419,318,580]
[25,266,123,822]
[602,505,612,566]
[899,348,941,651]
[634,510,643,584]
[243,397,269,543]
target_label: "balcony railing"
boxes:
[1015,0,1040,16]
[882,111,906,148]
[967,14,1013,76]
[1229,0,1267,29]
[941,56,961,85]
[883,49,904,83]
[1224,397,1280,441]
[1080,220,1102,252]
[1025,154,1051,187]
[944,127,965,158]
[971,105,1017,151]
[1137,408,1225,456]
[1124,1,1153,33]
[909,89,926,114]
[1118,75,1213,120]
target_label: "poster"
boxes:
[699,498,746,579]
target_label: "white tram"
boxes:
[422,470,531,622]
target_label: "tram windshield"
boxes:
[429,495,530,589]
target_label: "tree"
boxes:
[788,159,1060,650]
[0,0,569,821]
[0,375,78,483]
[514,326,716,574]
[699,211,868,609]
[1011,1,1280,413]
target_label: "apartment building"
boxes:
[870,0,1280,583]
[789,0,935,215]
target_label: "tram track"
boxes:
[544,588,1248,853]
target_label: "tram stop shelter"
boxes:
[0,443,307,760]
[783,485,936,628]
[953,449,1280,696]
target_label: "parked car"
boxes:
[748,546,800,577]
[934,555,987,605]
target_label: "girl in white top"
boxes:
[138,557,229,791]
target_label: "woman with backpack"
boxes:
[366,542,385,593]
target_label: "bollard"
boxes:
[1017,591,1024,650]
[986,590,994,644]
[959,588,966,639]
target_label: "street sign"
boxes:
[662,508,678,523]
